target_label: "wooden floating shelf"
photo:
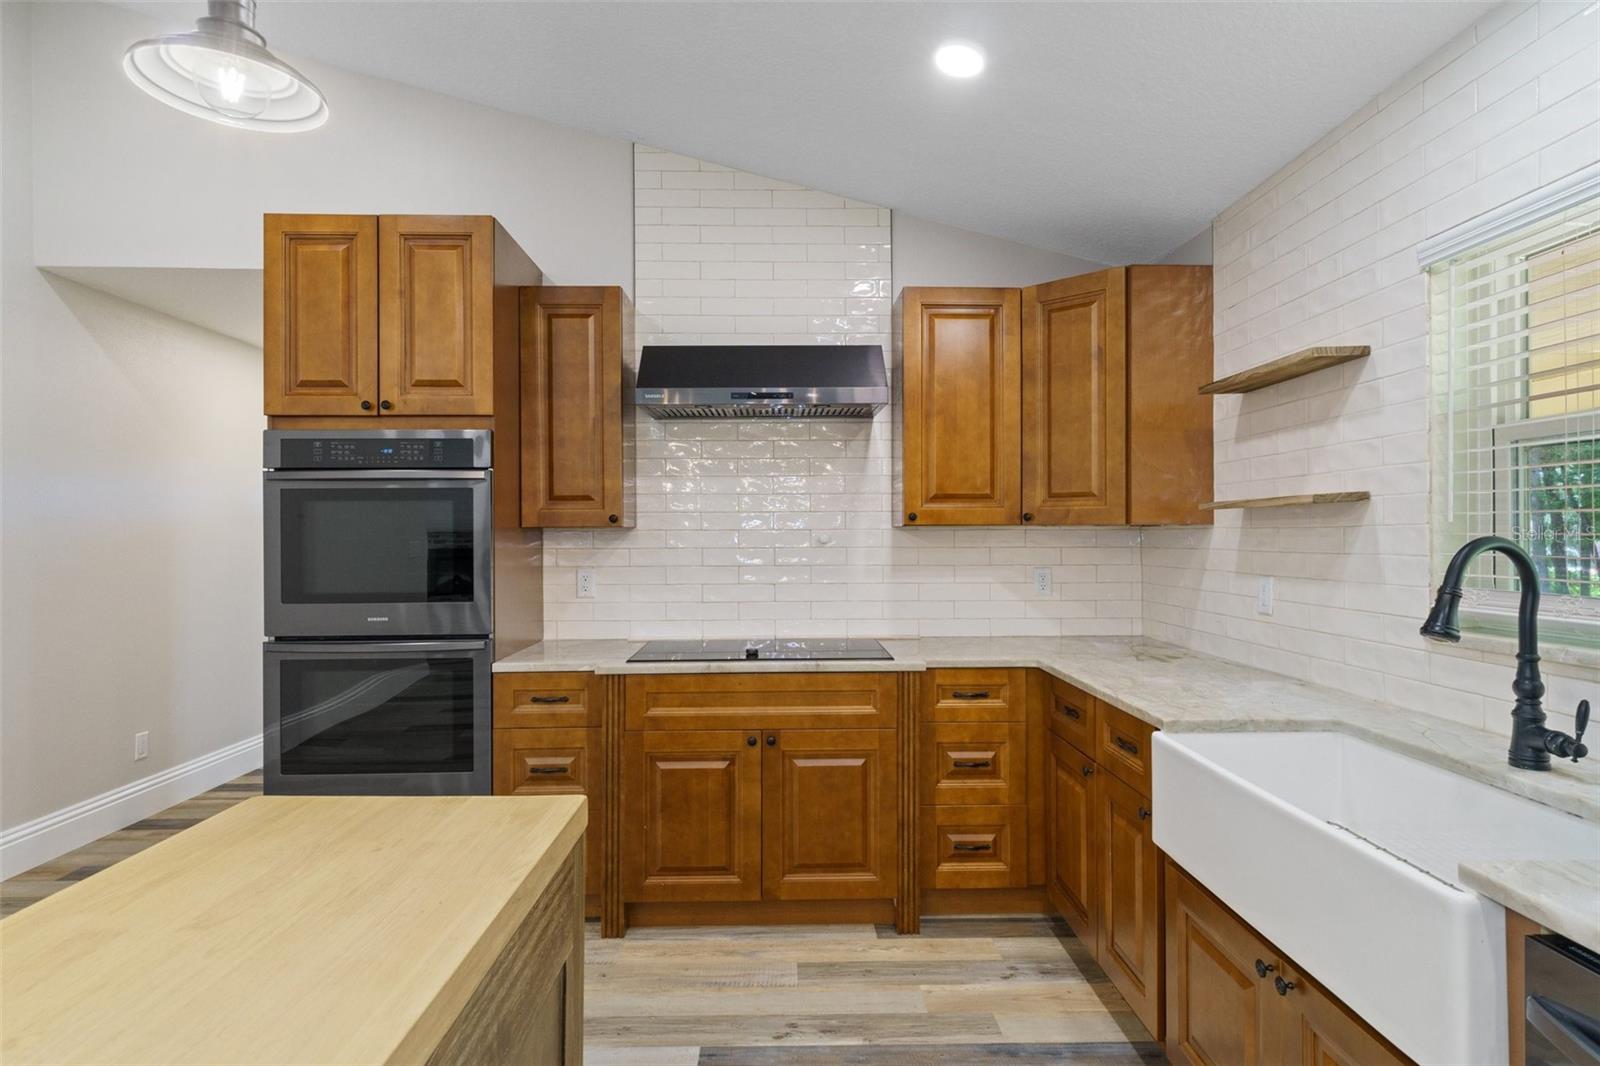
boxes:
[1200,345,1371,395]
[1201,492,1372,511]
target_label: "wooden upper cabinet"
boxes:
[264,214,378,416]
[622,730,762,903]
[521,286,630,528]
[378,215,497,416]
[1047,735,1099,947]
[265,213,536,419]
[762,729,897,901]
[900,288,1021,525]
[1126,266,1213,525]
[1021,269,1128,525]
[1099,771,1162,1038]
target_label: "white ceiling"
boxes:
[128,1,1495,263]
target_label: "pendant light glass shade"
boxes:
[123,0,327,132]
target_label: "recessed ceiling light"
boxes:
[934,42,985,79]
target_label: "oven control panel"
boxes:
[267,432,488,470]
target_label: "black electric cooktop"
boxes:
[627,638,892,663]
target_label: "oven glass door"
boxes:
[265,472,491,637]
[264,640,490,795]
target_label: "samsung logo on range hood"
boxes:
[634,345,888,419]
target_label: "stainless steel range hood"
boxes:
[635,345,889,419]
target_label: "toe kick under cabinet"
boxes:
[619,673,906,930]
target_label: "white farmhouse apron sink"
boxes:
[1153,730,1599,1066]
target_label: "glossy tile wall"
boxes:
[538,145,1142,641]
[1141,0,1598,734]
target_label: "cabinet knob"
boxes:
[360,400,373,411]
[746,736,758,747]
[379,400,393,411]
[1023,512,1033,522]
[608,514,619,524]
[906,513,917,523]
[1274,976,1297,997]
[1254,959,1276,978]
[1081,765,1095,777]
[1138,806,1151,821]
[765,735,777,747]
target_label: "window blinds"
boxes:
[1428,193,1598,638]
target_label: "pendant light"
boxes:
[123,0,327,133]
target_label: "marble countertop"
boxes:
[496,635,1599,824]
[1459,860,1600,954]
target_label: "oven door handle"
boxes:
[1529,995,1600,1066]
[265,639,491,655]
[263,470,489,481]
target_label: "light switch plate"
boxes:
[133,731,149,761]
[1256,576,1275,616]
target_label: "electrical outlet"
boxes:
[133,731,149,761]
[576,569,596,599]
[1256,576,1275,616]
[1031,567,1052,596]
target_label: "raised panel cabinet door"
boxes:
[521,286,624,527]
[1046,735,1099,946]
[762,729,898,901]
[900,287,1021,525]
[1263,964,1409,1066]
[378,215,496,415]
[263,214,378,416]
[1099,770,1163,1038]
[1164,864,1273,1066]
[621,731,762,902]
[1021,269,1128,524]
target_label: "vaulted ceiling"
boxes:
[127,1,1495,262]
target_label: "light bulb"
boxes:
[175,46,285,120]
[934,42,985,78]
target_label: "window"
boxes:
[1429,193,1598,647]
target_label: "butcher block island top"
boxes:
[1,794,587,1066]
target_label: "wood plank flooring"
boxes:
[2,774,1165,1065]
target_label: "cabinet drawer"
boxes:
[1097,701,1154,796]
[493,728,599,795]
[494,673,599,729]
[921,722,1027,806]
[923,669,1023,722]
[921,805,1028,890]
[624,673,897,731]
[1047,676,1097,755]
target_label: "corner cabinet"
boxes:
[520,286,634,528]
[899,266,1212,526]
[899,288,1021,526]
[264,213,536,417]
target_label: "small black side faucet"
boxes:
[1421,536,1589,771]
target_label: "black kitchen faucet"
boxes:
[1421,536,1590,771]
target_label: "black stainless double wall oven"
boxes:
[263,430,494,795]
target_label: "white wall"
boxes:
[1,5,263,856]
[26,2,633,292]
[892,214,1103,290]
[1142,0,1598,735]
[541,148,1142,641]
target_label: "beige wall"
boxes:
[892,213,1103,290]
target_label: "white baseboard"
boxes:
[0,735,263,878]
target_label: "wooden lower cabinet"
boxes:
[1046,735,1098,945]
[622,730,763,902]
[921,804,1028,889]
[763,729,897,900]
[1166,862,1408,1066]
[1099,770,1162,1037]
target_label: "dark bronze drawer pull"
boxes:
[526,695,571,705]
[527,766,569,775]
[952,843,993,852]
[952,759,992,769]
[1058,703,1081,720]
[951,690,991,700]
[1113,735,1140,756]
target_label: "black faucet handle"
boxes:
[1573,699,1590,762]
